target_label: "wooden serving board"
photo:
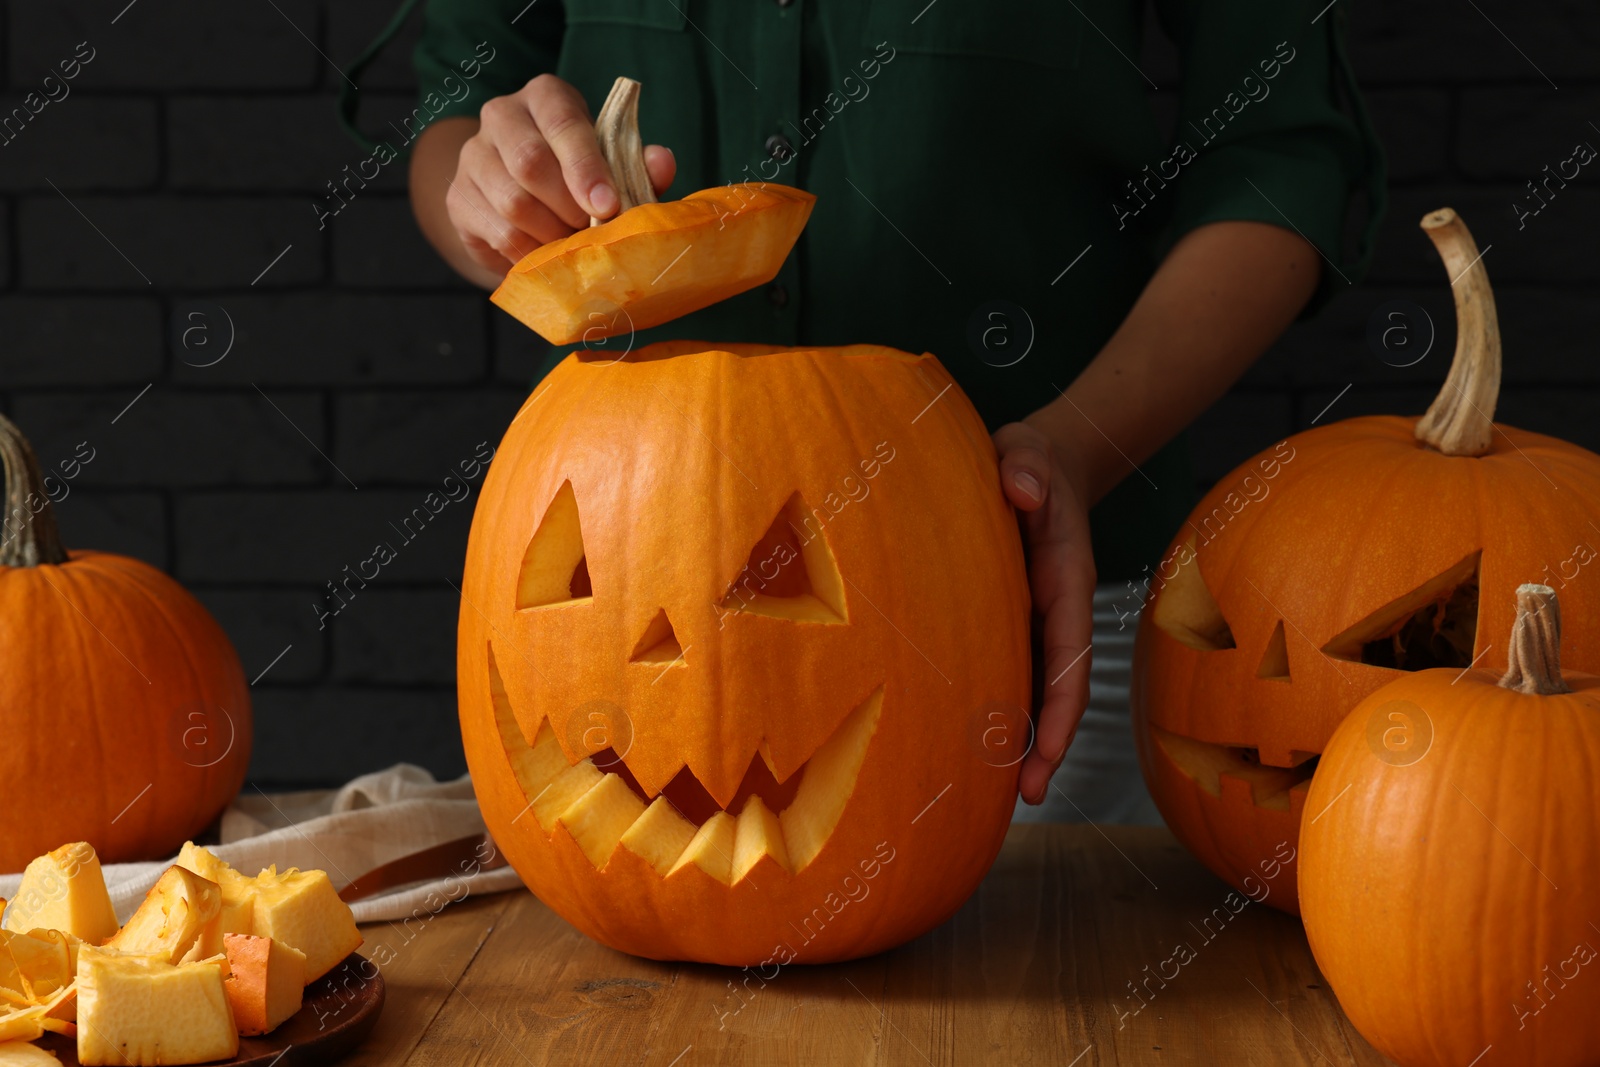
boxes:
[37,953,384,1067]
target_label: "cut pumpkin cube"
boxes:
[248,869,361,984]
[76,947,237,1066]
[3,842,118,944]
[559,774,646,868]
[780,687,883,871]
[0,1038,62,1064]
[667,811,736,883]
[619,797,697,876]
[221,934,304,1036]
[0,930,76,1005]
[175,842,254,937]
[103,867,221,966]
[733,795,790,882]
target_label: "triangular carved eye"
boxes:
[1257,620,1290,681]
[718,492,847,623]
[1151,538,1235,651]
[517,480,593,609]
[630,608,684,665]
[1321,551,1479,670]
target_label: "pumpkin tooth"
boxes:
[619,797,699,876]
[779,686,884,871]
[559,774,647,868]
[666,811,737,883]
[532,759,605,832]
[732,796,789,882]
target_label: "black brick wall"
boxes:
[0,1,1593,787]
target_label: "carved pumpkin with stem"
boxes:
[1301,583,1600,1067]
[0,416,251,871]
[491,77,815,346]
[1132,208,1600,913]
[457,341,1030,965]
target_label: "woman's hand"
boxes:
[992,421,1098,805]
[438,75,676,278]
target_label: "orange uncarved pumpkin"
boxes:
[1301,584,1600,1067]
[458,341,1030,965]
[1132,208,1600,913]
[0,417,251,871]
[491,78,815,346]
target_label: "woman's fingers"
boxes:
[468,138,585,247]
[521,74,619,220]
[993,421,1098,805]
[993,424,1052,512]
[644,144,677,196]
[451,76,677,278]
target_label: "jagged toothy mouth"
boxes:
[1152,728,1319,813]
[486,644,882,884]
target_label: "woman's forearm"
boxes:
[1030,220,1321,507]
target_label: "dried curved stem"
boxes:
[591,76,658,224]
[0,413,69,567]
[1414,208,1501,457]
[1498,583,1570,695]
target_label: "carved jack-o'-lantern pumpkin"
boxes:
[458,340,1030,965]
[1132,208,1600,913]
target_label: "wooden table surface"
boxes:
[343,824,1393,1067]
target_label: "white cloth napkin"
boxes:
[0,764,525,925]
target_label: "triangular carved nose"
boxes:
[630,608,684,665]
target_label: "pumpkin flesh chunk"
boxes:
[618,798,698,876]
[0,929,77,1007]
[221,933,304,1036]
[103,866,222,966]
[248,869,362,984]
[559,774,647,868]
[779,688,884,870]
[0,1039,60,1065]
[76,948,237,1066]
[3,842,119,944]
[175,842,255,937]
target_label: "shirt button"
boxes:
[765,133,794,162]
[769,283,789,308]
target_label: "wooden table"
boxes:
[344,825,1393,1066]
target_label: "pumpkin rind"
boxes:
[458,341,1030,964]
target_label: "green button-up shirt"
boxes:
[389,0,1382,580]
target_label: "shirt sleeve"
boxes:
[1152,0,1385,308]
[412,0,567,123]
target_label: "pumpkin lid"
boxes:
[491,77,816,347]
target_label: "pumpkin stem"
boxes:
[0,414,69,567]
[592,76,659,224]
[1498,583,1571,696]
[1414,208,1501,457]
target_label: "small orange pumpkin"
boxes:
[1132,208,1600,913]
[458,341,1030,965]
[1301,584,1600,1067]
[491,78,814,346]
[0,416,251,870]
